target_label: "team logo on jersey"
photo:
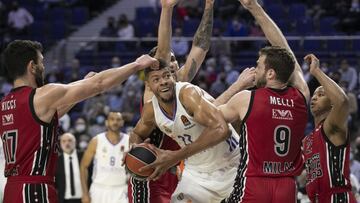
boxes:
[2,114,14,126]
[163,126,172,134]
[180,115,191,126]
[272,109,293,120]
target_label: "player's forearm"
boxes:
[155,7,174,62]
[80,166,90,196]
[214,83,247,106]
[129,131,145,145]
[312,68,349,107]
[176,124,229,160]
[192,0,214,51]
[91,62,141,94]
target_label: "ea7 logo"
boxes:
[2,114,14,126]
[272,109,293,120]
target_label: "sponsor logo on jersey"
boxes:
[272,109,293,120]
[180,115,191,126]
[2,114,14,126]
[305,153,323,183]
[163,125,172,134]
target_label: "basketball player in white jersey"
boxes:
[130,60,245,203]
[80,112,129,203]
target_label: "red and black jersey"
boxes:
[241,87,308,177]
[303,124,355,202]
[0,86,59,179]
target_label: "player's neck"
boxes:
[159,100,176,118]
[266,80,287,90]
[13,76,37,88]
[106,131,121,143]
[314,113,329,127]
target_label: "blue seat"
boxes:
[72,7,89,25]
[295,19,314,35]
[303,40,323,52]
[135,7,157,20]
[50,7,66,22]
[135,19,156,37]
[352,39,360,51]
[288,3,306,20]
[50,22,66,40]
[265,4,285,21]
[326,40,347,51]
[183,19,200,37]
[319,17,337,34]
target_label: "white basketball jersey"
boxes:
[92,132,129,186]
[152,82,240,172]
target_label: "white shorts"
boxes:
[90,183,128,203]
[171,165,237,203]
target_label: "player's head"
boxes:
[148,46,179,80]
[60,133,76,154]
[310,86,332,117]
[145,58,176,103]
[255,46,295,88]
[2,40,45,87]
[105,112,124,133]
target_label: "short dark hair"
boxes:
[259,46,295,83]
[2,40,43,82]
[144,58,169,80]
[148,46,176,61]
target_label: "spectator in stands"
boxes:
[171,27,189,60]
[339,81,358,131]
[65,58,82,83]
[210,72,227,98]
[351,151,360,184]
[99,16,118,50]
[71,117,89,146]
[350,0,360,12]
[339,59,358,91]
[120,80,142,126]
[88,113,107,137]
[177,0,201,19]
[117,14,134,39]
[7,1,34,39]
[0,77,12,96]
[226,16,248,36]
[82,94,108,125]
[224,63,240,86]
[210,27,231,58]
[355,137,360,161]
[111,56,121,68]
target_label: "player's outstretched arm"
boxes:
[129,101,156,145]
[142,85,229,180]
[239,0,310,102]
[34,55,158,123]
[177,0,214,82]
[305,54,349,146]
[80,137,97,203]
[214,67,255,106]
[154,0,178,61]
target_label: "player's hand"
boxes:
[84,71,97,79]
[139,146,179,181]
[236,67,256,89]
[304,54,320,75]
[205,0,215,6]
[135,54,159,71]
[160,0,179,8]
[238,0,260,10]
[81,194,91,203]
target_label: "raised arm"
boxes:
[143,85,229,180]
[306,54,349,146]
[239,0,310,102]
[177,0,214,82]
[129,101,156,145]
[154,0,179,61]
[35,55,157,123]
[80,137,97,203]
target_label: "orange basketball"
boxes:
[125,143,157,180]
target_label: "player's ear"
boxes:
[27,60,36,74]
[267,68,276,80]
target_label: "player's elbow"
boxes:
[217,122,230,141]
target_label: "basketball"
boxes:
[125,143,157,180]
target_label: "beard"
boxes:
[34,66,45,87]
[255,74,266,88]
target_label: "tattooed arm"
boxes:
[177,0,214,82]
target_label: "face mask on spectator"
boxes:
[96,116,105,125]
[75,124,86,133]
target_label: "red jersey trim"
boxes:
[29,89,53,127]
[241,90,255,124]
